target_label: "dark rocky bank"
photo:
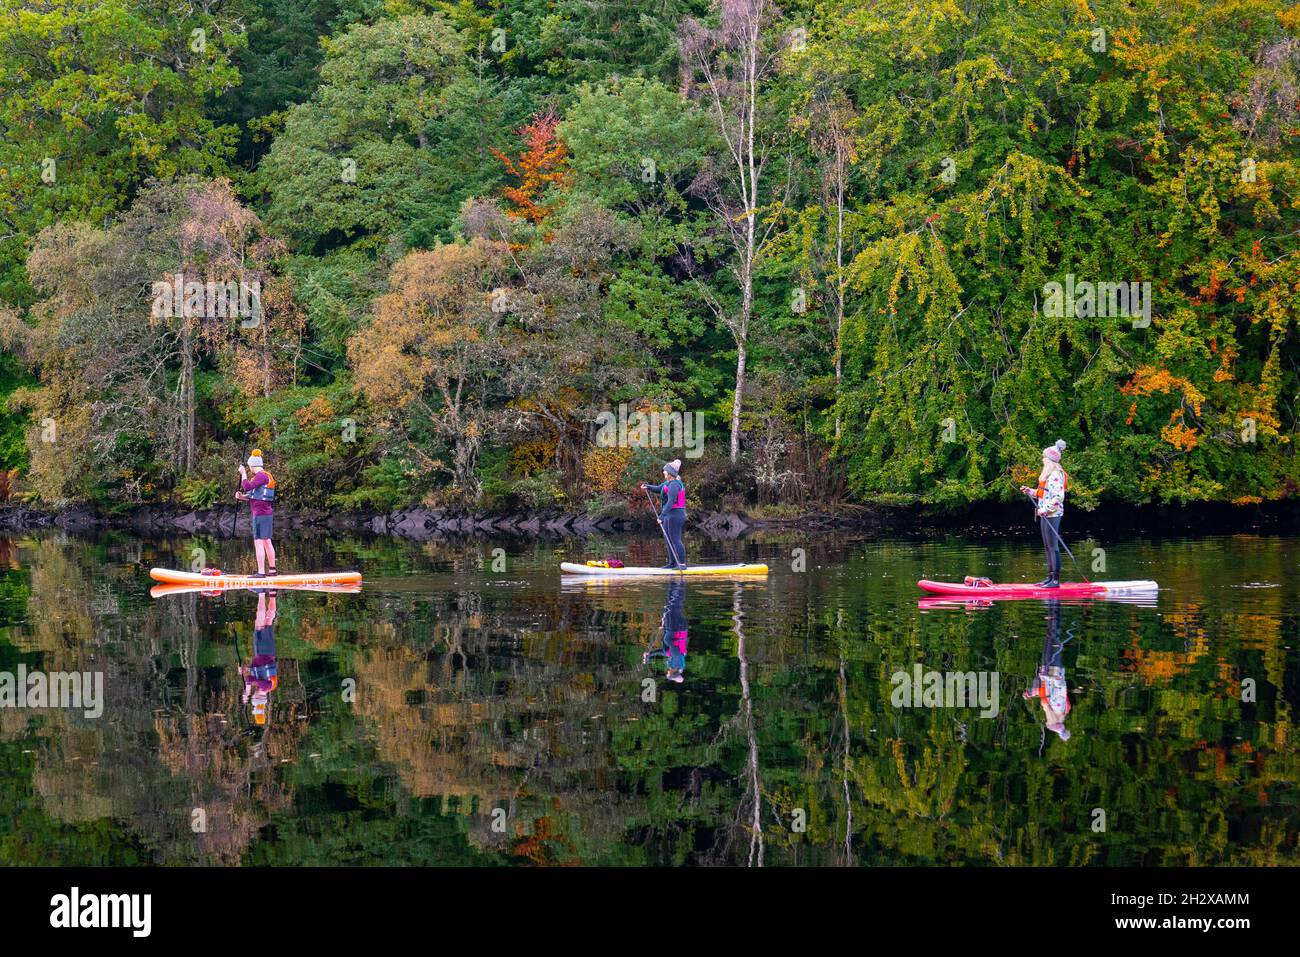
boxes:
[2,499,1294,540]
[0,503,876,540]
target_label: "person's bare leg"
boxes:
[254,539,267,575]
[265,539,276,573]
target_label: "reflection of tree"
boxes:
[153,704,297,865]
[0,534,321,864]
[1124,607,1211,682]
[734,583,764,866]
[354,643,518,804]
[154,589,311,867]
[837,624,853,865]
[12,536,120,653]
[349,592,650,861]
[673,582,776,866]
[693,584,767,865]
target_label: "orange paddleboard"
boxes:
[149,568,362,589]
[150,582,361,598]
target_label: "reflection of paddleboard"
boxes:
[560,561,768,578]
[917,593,1158,611]
[917,578,1157,599]
[150,582,361,598]
[149,568,362,589]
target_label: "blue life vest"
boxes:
[250,661,277,682]
[249,471,275,501]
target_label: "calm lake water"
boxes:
[1,529,1297,866]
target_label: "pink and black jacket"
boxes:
[644,478,686,517]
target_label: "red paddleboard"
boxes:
[918,578,1158,599]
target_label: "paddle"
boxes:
[1023,490,1090,583]
[643,600,671,661]
[641,485,683,567]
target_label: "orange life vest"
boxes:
[249,470,276,502]
[1033,470,1067,499]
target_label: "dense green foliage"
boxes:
[0,0,1297,511]
[0,353,29,473]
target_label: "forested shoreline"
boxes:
[0,0,1297,518]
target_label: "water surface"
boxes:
[0,530,1296,866]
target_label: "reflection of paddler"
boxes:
[240,591,278,725]
[1023,599,1071,740]
[643,579,689,683]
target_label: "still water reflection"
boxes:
[0,531,1296,865]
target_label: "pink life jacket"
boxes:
[667,480,686,509]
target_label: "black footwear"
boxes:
[661,562,676,569]
[1034,578,1053,586]
[1042,578,1060,589]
